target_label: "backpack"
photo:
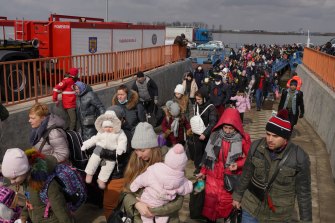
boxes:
[39,164,87,217]
[0,186,21,223]
[0,104,9,122]
[39,126,89,171]
[190,104,213,135]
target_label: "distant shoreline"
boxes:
[212,30,335,36]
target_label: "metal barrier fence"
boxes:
[303,47,335,91]
[0,44,183,106]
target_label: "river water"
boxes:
[213,33,333,48]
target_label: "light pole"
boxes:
[106,0,108,22]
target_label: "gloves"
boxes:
[299,114,304,118]
[186,128,193,136]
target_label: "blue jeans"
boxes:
[255,89,263,109]
[241,210,259,223]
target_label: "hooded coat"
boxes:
[112,89,146,132]
[75,84,105,141]
[33,114,69,163]
[200,108,251,220]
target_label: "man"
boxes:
[278,79,304,129]
[174,33,189,58]
[252,69,267,111]
[131,71,158,115]
[232,110,312,223]
[53,67,79,130]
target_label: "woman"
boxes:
[122,122,184,223]
[190,90,217,174]
[111,84,146,132]
[197,108,251,222]
[29,103,69,163]
[182,72,198,105]
[2,148,74,223]
[74,81,105,141]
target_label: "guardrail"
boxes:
[0,44,184,106]
[303,47,335,91]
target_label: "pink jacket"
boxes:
[230,95,251,113]
[130,162,193,207]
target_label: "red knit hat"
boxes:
[69,68,79,77]
[266,109,292,139]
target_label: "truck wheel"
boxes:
[0,63,29,102]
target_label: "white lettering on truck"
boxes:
[54,25,70,29]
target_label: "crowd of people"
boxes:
[0,42,312,223]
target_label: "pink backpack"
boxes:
[0,186,21,223]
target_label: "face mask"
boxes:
[118,99,128,104]
[215,81,221,85]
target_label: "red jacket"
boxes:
[200,108,251,220]
[52,77,76,109]
[161,116,191,145]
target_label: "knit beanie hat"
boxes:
[102,120,113,128]
[166,100,180,117]
[164,144,188,171]
[174,84,184,95]
[2,148,30,179]
[74,81,87,94]
[131,122,158,149]
[266,109,292,139]
[69,68,79,77]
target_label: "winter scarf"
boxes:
[202,129,242,170]
[29,115,50,146]
[171,117,180,137]
[283,89,298,115]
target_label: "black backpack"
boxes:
[39,126,89,171]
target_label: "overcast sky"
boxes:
[2,0,334,33]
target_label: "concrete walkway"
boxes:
[75,102,335,223]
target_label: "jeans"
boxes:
[255,89,263,109]
[241,210,259,223]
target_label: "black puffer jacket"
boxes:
[111,89,146,132]
[194,100,218,138]
[76,85,105,141]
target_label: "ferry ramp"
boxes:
[75,99,335,223]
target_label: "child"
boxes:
[52,68,79,130]
[230,90,251,122]
[161,100,192,146]
[81,111,127,189]
[1,148,74,223]
[130,144,193,223]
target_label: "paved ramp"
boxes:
[75,102,335,222]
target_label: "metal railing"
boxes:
[0,44,184,106]
[303,47,335,91]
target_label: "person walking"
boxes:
[111,84,146,132]
[28,103,69,163]
[52,67,79,130]
[278,80,304,129]
[122,122,184,223]
[196,108,251,222]
[74,81,105,141]
[131,71,159,115]
[232,110,312,223]
[189,90,217,175]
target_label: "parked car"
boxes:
[197,41,224,50]
[187,41,197,49]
